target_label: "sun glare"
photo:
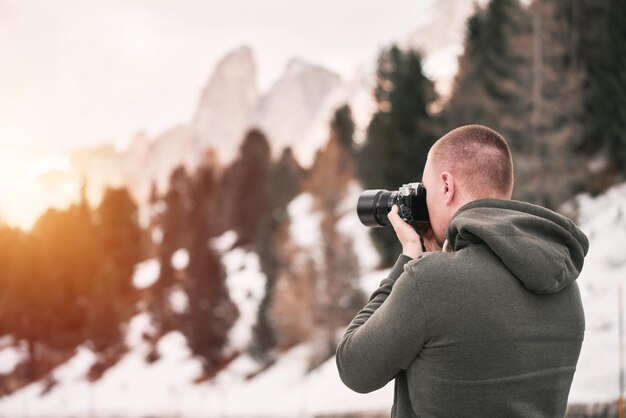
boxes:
[0,152,79,230]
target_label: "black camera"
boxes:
[357,182,429,228]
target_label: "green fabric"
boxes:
[336,199,589,417]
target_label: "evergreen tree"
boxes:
[445,0,529,150]
[219,129,272,246]
[184,165,238,370]
[85,261,124,351]
[250,148,303,361]
[516,0,587,208]
[0,225,17,337]
[249,147,302,360]
[310,130,366,365]
[215,130,287,361]
[96,187,142,291]
[573,0,626,177]
[357,45,437,266]
[331,104,356,155]
[87,187,141,349]
[153,166,193,329]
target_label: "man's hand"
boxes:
[388,205,441,259]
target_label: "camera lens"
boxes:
[357,189,397,227]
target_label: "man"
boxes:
[336,125,588,417]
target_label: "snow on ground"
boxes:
[0,338,27,374]
[337,181,381,272]
[222,247,267,354]
[7,183,625,416]
[209,230,238,253]
[287,184,379,275]
[287,193,323,265]
[0,310,393,418]
[169,286,189,314]
[0,314,206,418]
[132,258,160,289]
[171,248,190,270]
[568,182,626,404]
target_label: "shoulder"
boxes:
[404,246,503,290]
[405,250,458,279]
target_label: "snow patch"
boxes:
[151,227,163,244]
[0,341,26,374]
[568,182,626,404]
[132,258,160,289]
[0,316,393,417]
[287,193,323,251]
[209,230,238,253]
[359,268,392,297]
[171,248,189,271]
[223,248,266,353]
[337,181,380,272]
[125,312,155,347]
[168,287,189,314]
[52,346,96,383]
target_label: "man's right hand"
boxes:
[388,205,441,258]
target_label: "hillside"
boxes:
[0,179,624,417]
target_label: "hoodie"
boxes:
[336,199,589,417]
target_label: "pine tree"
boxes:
[331,104,356,156]
[219,129,272,246]
[87,187,141,349]
[250,147,302,360]
[96,188,142,291]
[445,0,529,150]
[311,130,365,365]
[574,0,626,177]
[153,166,193,329]
[517,0,587,208]
[357,45,437,266]
[184,165,238,370]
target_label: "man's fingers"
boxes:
[389,205,424,259]
[388,205,403,228]
[388,205,411,237]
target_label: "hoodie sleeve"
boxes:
[336,255,427,393]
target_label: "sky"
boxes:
[1,0,474,228]
[0,0,434,158]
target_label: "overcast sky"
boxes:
[0,0,436,157]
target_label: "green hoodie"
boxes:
[336,199,589,417]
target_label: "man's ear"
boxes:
[441,171,455,205]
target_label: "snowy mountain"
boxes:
[191,46,259,165]
[22,0,483,225]
[69,47,357,207]
[0,0,499,234]
[252,59,341,164]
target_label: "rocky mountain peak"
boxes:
[192,45,259,164]
[252,59,342,165]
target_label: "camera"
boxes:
[357,182,429,228]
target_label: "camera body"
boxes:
[357,182,429,228]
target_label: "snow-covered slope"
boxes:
[568,183,626,404]
[0,197,392,418]
[0,317,393,418]
[4,185,622,417]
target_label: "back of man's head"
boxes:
[430,125,514,200]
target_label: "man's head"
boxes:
[422,125,514,245]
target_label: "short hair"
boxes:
[430,125,514,198]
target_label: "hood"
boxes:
[447,199,589,294]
